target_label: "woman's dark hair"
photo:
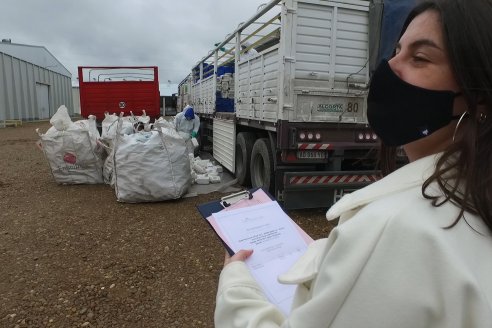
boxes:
[381,0,492,230]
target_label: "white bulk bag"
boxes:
[102,146,116,187]
[49,105,72,131]
[113,121,191,203]
[37,126,104,185]
[153,116,175,130]
[101,113,119,143]
[137,110,151,124]
[100,113,136,186]
[101,113,134,150]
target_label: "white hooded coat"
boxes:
[214,153,492,328]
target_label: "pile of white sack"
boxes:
[37,105,225,203]
[189,155,224,185]
[36,105,104,185]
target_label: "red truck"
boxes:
[78,66,160,120]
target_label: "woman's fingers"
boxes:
[224,249,254,266]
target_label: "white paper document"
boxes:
[212,201,312,315]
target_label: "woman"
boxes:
[214,0,492,327]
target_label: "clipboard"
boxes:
[196,187,275,255]
[196,187,274,218]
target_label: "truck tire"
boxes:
[235,132,255,186]
[250,138,274,191]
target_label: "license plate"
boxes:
[297,150,328,159]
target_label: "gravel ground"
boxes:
[0,121,335,328]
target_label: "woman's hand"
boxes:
[224,249,254,267]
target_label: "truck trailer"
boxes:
[78,66,160,120]
[179,0,414,209]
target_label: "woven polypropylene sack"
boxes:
[113,124,191,203]
[39,129,104,184]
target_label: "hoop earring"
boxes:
[453,111,469,143]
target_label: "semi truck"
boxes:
[78,66,160,120]
[178,0,414,209]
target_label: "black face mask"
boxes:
[367,60,461,146]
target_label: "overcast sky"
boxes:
[1,0,270,94]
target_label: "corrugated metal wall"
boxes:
[0,52,73,121]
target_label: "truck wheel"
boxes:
[250,138,274,191]
[235,132,255,186]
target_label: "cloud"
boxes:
[1,0,269,84]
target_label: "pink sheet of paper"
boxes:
[206,189,313,249]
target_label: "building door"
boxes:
[36,83,50,119]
